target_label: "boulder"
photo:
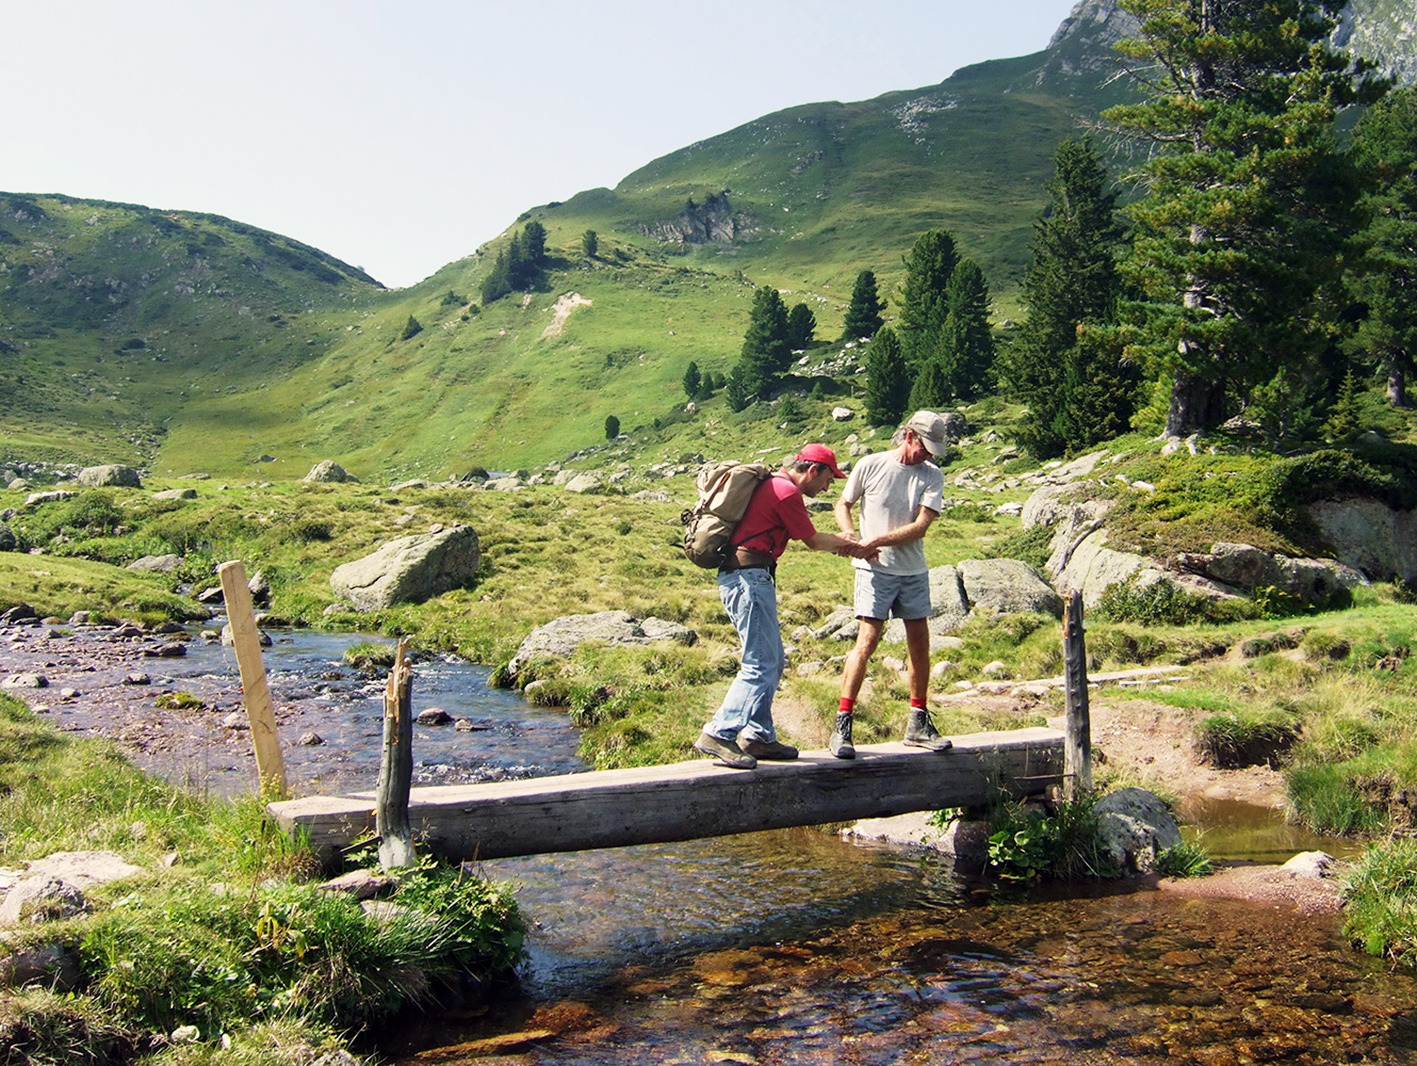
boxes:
[329,525,482,611]
[248,570,272,606]
[77,465,141,488]
[151,488,198,500]
[24,490,77,507]
[1021,482,1109,530]
[221,624,272,647]
[1307,498,1417,583]
[127,553,182,573]
[304,460,357,483]
[831,407,856,421]
[564,473,604,494]
[957,558,1063,617]
[0,938,82,990]
[509,610,697,673]
[1094,788,1182,875]
[1054,528,1171,609]
[1174,541,1368,600]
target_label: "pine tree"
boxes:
[604,414,620,440]
[908,355,951,411]
[724,362,751,412]
[480,251,511,304]
[842,269,885,341]
[1007,138,1129,458]
[1104,0,1386,437]
[682,361,702,400]
[938,259,995,399]
[400,315,423,341]
[786,303,816,350]
[523,220,547,264]
[1349,87,1417,408]
[898,230,958,369]
[582,229,599,258]
[738,287,791,398]
[864,327,911,427]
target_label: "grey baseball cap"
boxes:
[905,410,949,456]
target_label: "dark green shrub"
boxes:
[1095,574,1258,626]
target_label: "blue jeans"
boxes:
[704,568,782,744]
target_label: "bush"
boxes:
[1095,574,1258,626]
[1156,840,1214,878]
[985,795,1121,883]
[1344,839,1417,965]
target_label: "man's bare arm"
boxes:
[858,506,939,552]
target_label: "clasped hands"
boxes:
[834,534,880,562]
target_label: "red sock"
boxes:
[838,697,855,716]
[910,698,927,711]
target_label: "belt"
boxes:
[719,547,775,574]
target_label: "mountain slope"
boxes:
[3,1,1414,476]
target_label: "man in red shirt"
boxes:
[694,444,875,769]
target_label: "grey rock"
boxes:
[298,732,325,746]
[319,869,394,900]
[221,624,272,647]
[304,460,358,483]
[1094,788,1182,875]
[151,488,197,500]
[1,673,48,689]
[1307,498,1417,583]
[510,611,698,673]
[564,473,604,494]
[417,708,453,725]
[24,490,77,507]
[0,938,82,990]
[248,570,272,606]
[0,876,88,925]
[22,851,143,889]
[329,525,481,611]
[958,558,1064,617]
[1174,541,1368,600]
[77,464,141,488]
[126,553,182,573]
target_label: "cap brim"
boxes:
[921,438,947,457]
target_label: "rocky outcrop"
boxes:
[1173,542,1368,601]
[1094,788,1182,875]
[127,553,182,573]
[304,460,358,483]
[329,525,481,611]
[76,464,141,488]
[509,610,697,674]
[1307,498,1417,583]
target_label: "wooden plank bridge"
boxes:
[268,727,1067,864]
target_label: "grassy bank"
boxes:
[0,693,524,1065]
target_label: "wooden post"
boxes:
[1063,588,1091,801]
[217,560,287,799]
[377,639,415,871]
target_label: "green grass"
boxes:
[0,692,524,1063]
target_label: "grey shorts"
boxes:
[854,569,931,622]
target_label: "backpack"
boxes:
[681,461,773,568]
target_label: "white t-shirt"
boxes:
[840,450,945,576]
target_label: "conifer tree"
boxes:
[682,361,702,400]
[908,355,951,412]
[938,258,995,399]
[898,230,958,369]
[605,414,620,440]
[1349,87,1417,408]
[738,287,791,398]
[522,221,546,264]
[786,302,816,350]
[582,229,598,258]
[1007,138,1129,457]
[724,362,751,412]
[864,327,911,426]
[842,269,885,341]
[1104,0,1386,437]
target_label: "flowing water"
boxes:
[184,630,1417,1063]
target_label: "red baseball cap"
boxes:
[795,443,847,478]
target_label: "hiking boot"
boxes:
[694,731,757,769]
[904,708,953,752]
[741,738,799,760]
[829,712,856,760]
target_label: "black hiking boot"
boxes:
[903,708,953,752]
[829,712,855,760]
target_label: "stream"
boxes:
[179,631,1417,1062]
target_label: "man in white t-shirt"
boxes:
[830,410,953,759]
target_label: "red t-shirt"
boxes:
[729,473,818,560]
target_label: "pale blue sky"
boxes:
[4,1,1079,287]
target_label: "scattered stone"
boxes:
[222,712,249,730]
[0,604,38,625]
[126,554,183,573]
[196,586,225,604]
[319,869,394,900]
[298,732,325,746]
[123,673,151,686]
[417,708,454,726]
[221,624,272,647]
[509,611,696,673]
[831,406,855,421]
[0,875,88,925]
[143,642,188,658]
[151,488,197,500]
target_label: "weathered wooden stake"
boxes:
[1063,588,1092,801]
[217,560,287,799]
[377,639,415,871]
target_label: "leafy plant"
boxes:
[1155,839,1214,878]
